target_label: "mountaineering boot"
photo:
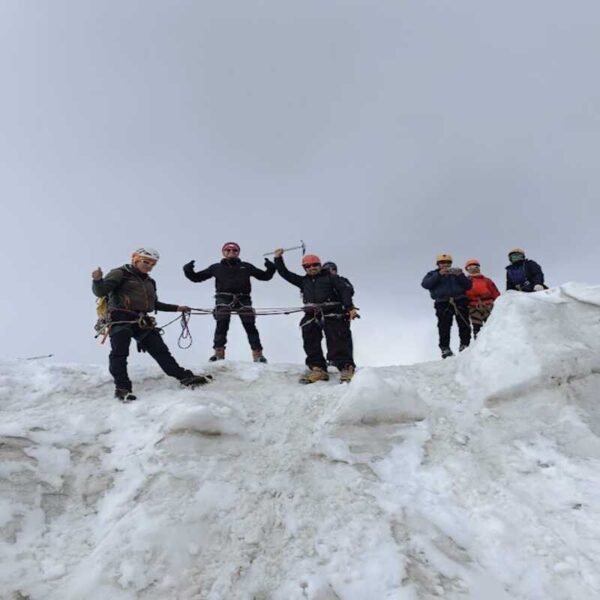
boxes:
[299,367,329,384]
[252,349,268,363]
[115,388,137,402]
[459,344,469,352]
[339,366,355,383]
[208,347,225,362]
[441,347,454,359]
[180,372,212,388]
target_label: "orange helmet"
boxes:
[436,254,453,263]
[302,254,321,266]
[464,259,480,268]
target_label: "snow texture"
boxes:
[1,284,600,599]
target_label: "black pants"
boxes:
[301,313,354,371]
[435,299,471,349]
[213,296,262,350]
[109,325,190,391]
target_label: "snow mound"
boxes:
[329,367,428,425]
[456,283,600,406]
[164,401,244,436]
[2,285,600,599]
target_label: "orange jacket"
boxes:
[466,274,500,306]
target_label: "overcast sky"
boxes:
[1,0,599,370]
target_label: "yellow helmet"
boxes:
[436,254,453,263]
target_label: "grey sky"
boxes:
[1,0,599,368]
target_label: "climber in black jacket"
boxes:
[184,242,275,362]
[273,248,358,383]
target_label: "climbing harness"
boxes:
[94,311,160,344]
[299,302,345,328]
[469,300,493,329]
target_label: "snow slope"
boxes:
[1,283,600,599]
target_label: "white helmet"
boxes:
[132,247,160,261]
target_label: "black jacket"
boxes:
[337,275,355,296]
[274,256,354,310]
[92,265,179,313]
[505,259,545,292]
[183,258,275,295]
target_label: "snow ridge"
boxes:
[1,284,600,599]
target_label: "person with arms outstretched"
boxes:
[183,242,275,362]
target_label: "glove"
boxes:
[533,284,544,292]
[348,308,360,320]
[264,258,275,269]
[183,260,195,270]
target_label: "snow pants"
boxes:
[109,325,190,391]
[300,313,354,371]
[213,295,262,350]
[434,298,471,349]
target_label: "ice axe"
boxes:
[263,240,306,257]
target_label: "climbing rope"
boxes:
[448,298,473,329]
[177,311,193,349]
[95,303,348,347]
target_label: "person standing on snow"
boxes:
[183,242,275,362]
[322,261,356,368]
[464,259,501,338]
[505,248,546,292]
[273,249,358,383]
[322,262,355,296]
[92,248,210,402]
[421,254,472,359]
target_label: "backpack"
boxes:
[93,266,128,337]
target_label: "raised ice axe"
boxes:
[263,240,306,257]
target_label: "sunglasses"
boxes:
[437,261,452,265]
[223,247,240,253]
[140,259,156,266]
[466,264,480,269]
[303,263,321,269]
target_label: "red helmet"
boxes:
[464,259,480,268]
[302,254,321,266]
[222,242,240,252]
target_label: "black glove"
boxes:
[264,258,275,269]
[183,260,195,271]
